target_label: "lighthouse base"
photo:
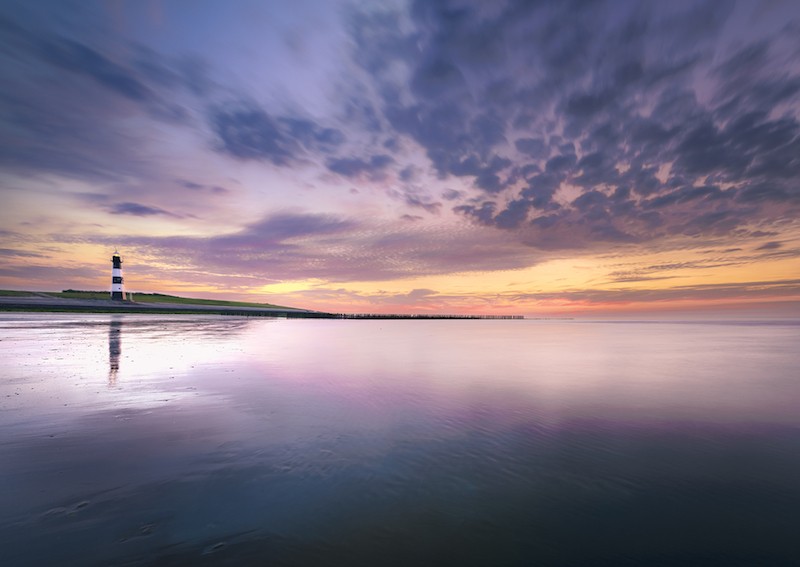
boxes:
[111,292,126,301]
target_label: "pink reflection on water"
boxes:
[234,319,799,423]
[2,315,798,430]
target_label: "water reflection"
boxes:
[108,317,122,387]
[0,316,798,566]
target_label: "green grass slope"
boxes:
[49,290,301,310]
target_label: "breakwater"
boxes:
[331,313,523,319]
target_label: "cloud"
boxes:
[0,10,209,184]
[326,154,394,178]
[402,193,441,215]
[643,185,724,209]
[606,259,747,283]
[493,199,532,230]
[9,17,199,122]
[0,248,44,258]
[178,180,203,190]
[453,201,497,226]
[224,212,355,243]
[379,288,438,304]
[514,137,546,157]
[37,36,154,102]
[441,189,464,201]
[210,102,345,165]
[109,202,180,218]
[341,0,800,250]
[210,105,296,164]
[399,165,417,182]
[0,262,105,286]
[119,210,543,283]
[177,179,229,194]
[509,279,800,306]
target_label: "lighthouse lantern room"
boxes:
[111,251,125,301]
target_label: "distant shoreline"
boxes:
[0,295,523,320]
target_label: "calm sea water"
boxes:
[1,313,799,566]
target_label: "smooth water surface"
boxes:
[1,314,799,566]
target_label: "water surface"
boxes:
[1,314,799,566]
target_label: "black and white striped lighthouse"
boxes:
[110,251,125,301]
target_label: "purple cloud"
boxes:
[109,202,180,218]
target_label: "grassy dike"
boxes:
[0,289,325,317]
[52,289,292,309]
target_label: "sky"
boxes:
[0,0,798,317]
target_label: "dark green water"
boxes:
[1,314,799,566]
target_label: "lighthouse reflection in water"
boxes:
[0,314,798,566]
[108,317,121,387]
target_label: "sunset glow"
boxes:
[1,1,798,316]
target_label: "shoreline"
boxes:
[0,296,523,320]
[0,295,324,318]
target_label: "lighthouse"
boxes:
[110,251,126,300]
